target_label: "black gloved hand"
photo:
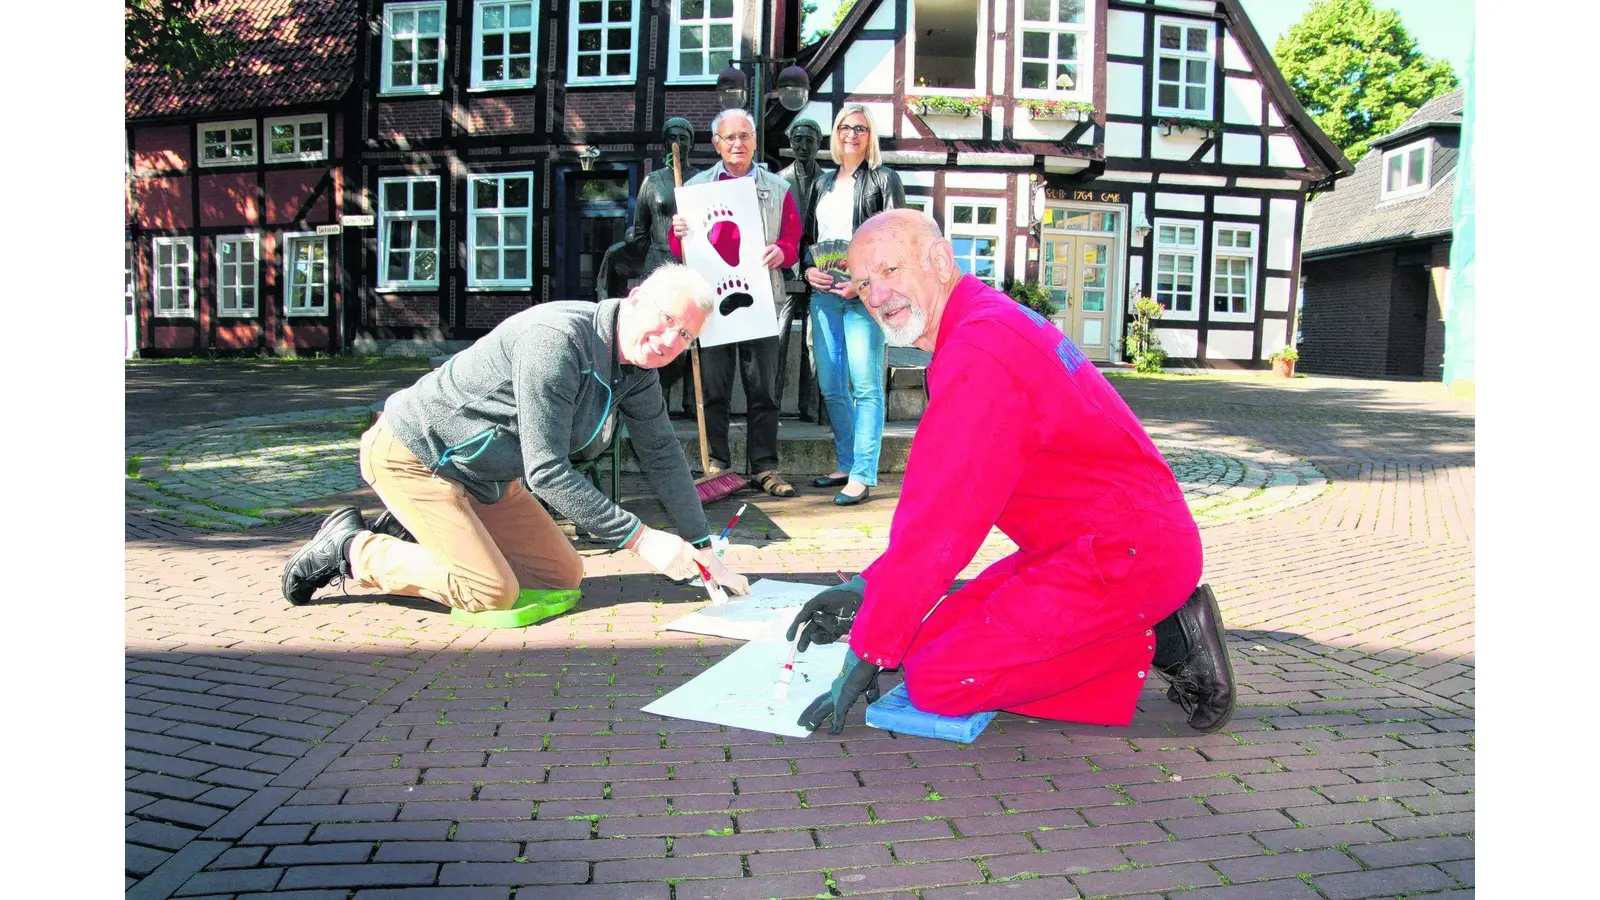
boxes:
[785,583,864,652]
[797,649,883,734]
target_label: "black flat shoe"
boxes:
[813,475,849,488]
[833,487,870,506]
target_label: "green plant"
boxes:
[1018,98,1097,120]
[1268,347,1300,363]
[1003,279,1056,319]
[1155,116,1223,137]
[908,94,991,117]
[1124,296,1167,374]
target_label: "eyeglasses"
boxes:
[836,124,871,137]
[716,131,756,145]
[648,294,695,344]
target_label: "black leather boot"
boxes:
[1152,584,1237,733]
[370,508,415,543]
[281,507,367,606]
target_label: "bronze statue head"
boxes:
[788,120,823,165]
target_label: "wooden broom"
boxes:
[673,145,748,505]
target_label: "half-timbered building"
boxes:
[125,0,360,357]
[775,0,1352,368]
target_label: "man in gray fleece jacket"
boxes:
[281,264,750,611]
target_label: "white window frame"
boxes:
[378,176,443,291]
[902,195,932,217]
[567,0,640,86]
[466,172,535,289]
[263,115,329,163]
[125,242,136,315]
[198,119,256,168]
[214,233,262,317]
[1380,139,1432,200]
[1209,222,1257,323]
[1152,218,1202,321]
[381,1,448,96]
[469,0,541,90]
[283,232,332,316]
[667,0,742,85]
[944,198,1005,287]
[906,0,990,96]
[1014,0,1094,101]
[1152,17,1215,117]
[152,236,196,318]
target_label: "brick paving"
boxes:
[126,364,1474,899]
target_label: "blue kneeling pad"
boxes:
[865,683,997,743]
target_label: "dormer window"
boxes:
[1380,139,1431,200]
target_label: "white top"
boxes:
[815,167,857,243]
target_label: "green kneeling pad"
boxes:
[450,588,581,628]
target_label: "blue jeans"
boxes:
[809,290,886,485]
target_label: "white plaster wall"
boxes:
[1206,328,1255,360]
[1266,197,1298,270]
[1107,62,1146,117]
[1223,77,1263,126]
[1236,177,1302,190]
[899,170,935,188]
[1221,132,1262,166]
[1163,0,1219,13]
[865,0,895,29]
[1223,34,1252,72]
[1127,252,1145,298]
[844,40,896,95]
[1101,170,1154,183]
[946,172,1008,190]
[860,102,895,137]
[958,152,1033,167]
[1015,178,1031,226]
[1267,105,1284,127]
[1107,10,1146,56]
[1260,322,1288,360]
[1214,195,1262,216]
[1155,327,1199,358]
[1267,134,1305,168]
[1151,132,1211,161]
[1105,122,1144,158]
[1155,192,1206,212]
[1263,276,1292,312]
[899,114,919,138]
[1013,235,1027,286]
[798,100,834,135]
[1159,173,1227,187]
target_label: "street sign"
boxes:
[341,214,375,227]
[316,224,342,235]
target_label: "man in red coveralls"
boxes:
[790,210,1236,734]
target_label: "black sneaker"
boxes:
[370,508,415,542]
[1154,584,1237,733]
[281,507,367,606]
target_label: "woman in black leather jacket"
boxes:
[802,104,906,506]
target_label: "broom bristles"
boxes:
[695,470,748,504]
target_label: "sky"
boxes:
[804,0,1473,76]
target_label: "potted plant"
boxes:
[1268,346,1298,378]
[1154,116,1222,139]
[1123,296,1167,374]
[1003,279,1056,319]
[907,94,991,118]
[1018,99,1097,122]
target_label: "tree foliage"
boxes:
[803,0,857,43]
[1272,0,1457,162]
[126,0,240,81]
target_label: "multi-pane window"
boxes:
[468,173,534,287]
[216,234,260,316]
[1154,18,1214,116]
[570,0,638,83]
[1153,220,1200,319]
[382,1,446,94]
[1017,0,1090,95]
[948,202,1001,287]
[152,237,195,317]
[1381,140,1431,199]
[378,177,442,289]
[1210,225,1257,321]
[670,0,737,82]
[284,234,331,315]
[472,1,538,88]
[199,120,255,167]
[125,243,135,317]
[264,115,328,162]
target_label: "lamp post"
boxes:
[715,60,810,166]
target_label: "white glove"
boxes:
[631,527,699,581]
[696,547,750,596]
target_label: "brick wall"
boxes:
[132,125,191,173]
[1422,240,1452,382]
[466,294,533,329]
[378,100,443,140]
[374,294,441,327]
[1386,260,1430,378]
[470,94,543,135]
[1299,251,1394,378]
[563,91,638,134]
[663,90,721,129]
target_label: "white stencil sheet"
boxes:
[673,177,779,347]
[665,578,828,641]
[642,637,849,738]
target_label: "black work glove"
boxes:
[785,580,865,652]
[797,649,883,734]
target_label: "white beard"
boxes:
[880,304,926,347]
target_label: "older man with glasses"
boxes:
[280,263,751,611]
[669,108,805,498]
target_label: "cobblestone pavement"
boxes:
[126,364,1474,899]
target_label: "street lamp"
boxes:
[714,60,811,165]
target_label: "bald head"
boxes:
[848,209,960,351]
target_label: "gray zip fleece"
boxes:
[380,298,711,548]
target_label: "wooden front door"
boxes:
[1041,234,1114,361]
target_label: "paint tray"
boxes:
[865,683,997,743]
[450,588,580,628]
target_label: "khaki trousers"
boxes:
[349,419,585,611]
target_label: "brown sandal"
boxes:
[753,470,798,498]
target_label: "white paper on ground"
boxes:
[673,177,779,347]
[665,578,829,641]
[642,637,850,738]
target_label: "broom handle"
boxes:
[671,144,714,477]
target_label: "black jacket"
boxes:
[802,163,907,269]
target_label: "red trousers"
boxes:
[900,500,1203,727]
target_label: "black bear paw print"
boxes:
[704,205,736,227]
[716,276,754,316]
